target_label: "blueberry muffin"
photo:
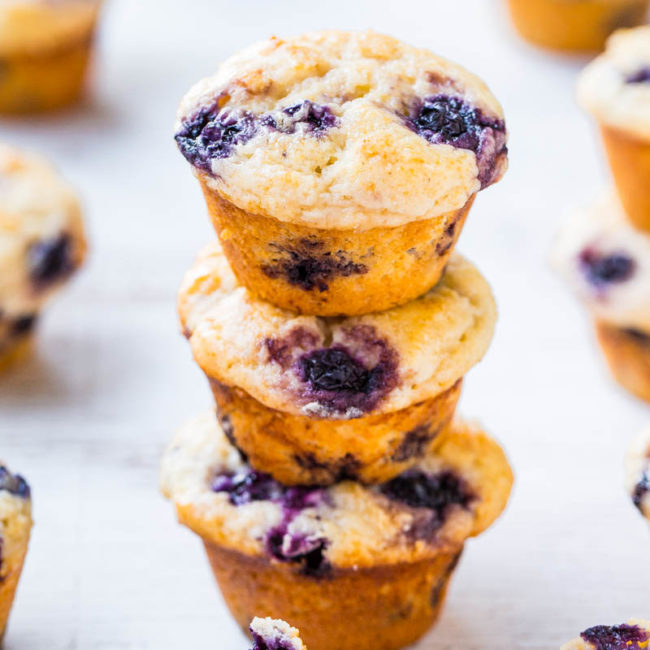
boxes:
[174,30,508,316]
[626,429,650,520]
[0,464,32,643]
[161,413,513,650]
[0,144,86,371]
[553,193,650,402]
[249,618,306,650]
[578,27,650,231]
[178,241,496,485]
[562,621,650,650]
[0,0,102,113]
[507,0,648,53]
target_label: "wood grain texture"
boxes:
[0,1,648,648]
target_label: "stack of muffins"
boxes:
[554,26,650,404]
[161,31,514,650]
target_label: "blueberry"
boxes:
[266,529,330,578]
[579,250,635,288]
[266,100,339,135]
[625,67,650,84]
[250,629,296,650]
[632,471,649,512]
[28,234,73,289]
[0,465,30,498]
[10,315,37,336]
[380,470,474,534]
[211,470,284,506]
[299,348,372,394]
[581,624,648,650]
[175,105,259,172]
[407,94,507,187]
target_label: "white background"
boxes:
[1,1,648,648]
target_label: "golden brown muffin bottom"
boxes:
[600,125,650,233]
[596,321,650,403]
[199,176,474,317]
[0,335,33,374]
[204,542,461,650]
[0,539,29,642]
[507,0,648,52]
[210,379,462,486]
[0,32,95,114]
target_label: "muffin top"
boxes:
[250,618,306,650]
[175,30,507,230]
[578,26,650,139]
[179,241,496,419]
[562,621,650,650]
[0,463,32,582]
[160,413,513,572]
[0,0,100,55]
[0,144,86,319]
[626,428,650,521]
[552,193,650,331]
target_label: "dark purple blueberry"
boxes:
[264,101,339,135]
[250,628,296,650]
[632,470,649,512]
[581,624,648,650]
[10,315,37,337]
[0,465,30,498]
[262,240,367,292]
[299,348,371,394]
[175,105,259,172]
[407,94,507,188]
[211,470,285,506]
[579,250,635,288]
[380,470,474,536]
[264,327,320,369]
[28,234,74,289]
[625,67,650,84]
[266,528,330,578]
[392,426,436,462]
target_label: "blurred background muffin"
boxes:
[0,0,102,113]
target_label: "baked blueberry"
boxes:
[625,67,650,84]
[579,249,635,287]
[28,234,74,289]
[0,464,30,498]
[581,624,648,650]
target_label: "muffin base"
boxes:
[0,538,29,642]
[0,336,33,374]
[0,34,94,114]
[596,322,650,403]
[204,542,461,650]
[210,379,462,485]
[600,125,650,233]
[199,177,474,317]
[507,0,648,52]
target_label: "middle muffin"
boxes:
[178,240,496,485]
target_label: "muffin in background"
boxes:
[552,193,650,402]
[562,621,650,650]
[0,464,32,643]
[626,428,650,521]
[161,412,513,650]
[249,618,307,650]
[174,30,507,317]
[507,0,648,53]
[0,144,86,371]
[0,0,102,113]
[578,27,650,231]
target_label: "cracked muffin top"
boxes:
[626,428,650,521]
[160,413,513,573]
[175,30,508,230]
[562,621,650,650]
[178,241,496,419]
[0,144,86,319]
[552,192,650,331]
[578,26,650,139]
[0,463,32,583]
[249,618,306,650]
[0,0,101,55]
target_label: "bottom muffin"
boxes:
[595,322,650,403]
[562,621,650,650]
[626,429,650,521]
[0,464,32,642]
[160,413,513,650]
[249,617,306,650]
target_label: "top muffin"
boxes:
[175,30,508,230]
[0,0,101,55]
[578,26,650,139]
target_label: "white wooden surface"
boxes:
[0,1,648,648]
